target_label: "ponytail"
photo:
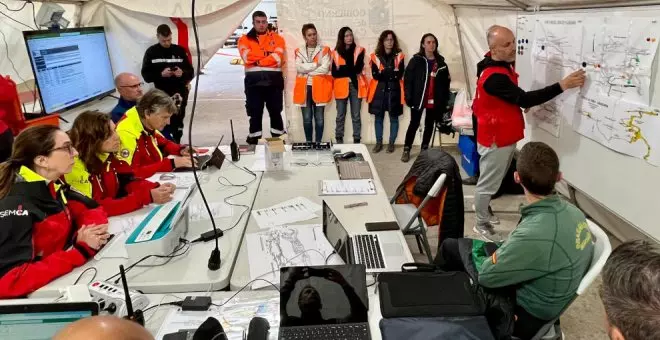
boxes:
[0,161,17,199]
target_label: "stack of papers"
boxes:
[251,197,321,229]
[147,173,197,188]
[320,179,377,195]
[188,202,233,222]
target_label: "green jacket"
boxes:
[477,195,594,320]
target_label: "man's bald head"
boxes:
[115,73,144,102]
[486,25,517,63]
[54,316,154,340]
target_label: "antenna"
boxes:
[230,119,240,162]
[120,265,144,325]
[230,120,236,142]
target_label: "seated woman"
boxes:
[0,125,110,298]
[65,111,175,217]
[115,88,196,178]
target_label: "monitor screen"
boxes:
[0,308,93,340]
[322,201,350,264]
[23,27,115,114]
[279,265,368,327]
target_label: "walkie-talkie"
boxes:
[230,119,240,162]
[120,265,145,326]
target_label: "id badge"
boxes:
[431,71,437,77]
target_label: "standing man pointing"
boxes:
[472,25,585,241]
[238,11,286,145]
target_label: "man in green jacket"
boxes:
[435,141,594,339]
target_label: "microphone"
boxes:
[247,317,270,340]
[230,119,240,162]
[193,317,227,340]
[120,265,144,326]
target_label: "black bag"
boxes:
[380,317,495,340]
[378,263,485,318]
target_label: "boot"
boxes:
[246,136,259,145]
[401,147,411,163]
[421,144,429,151]
[354,138,361,144]
[372,143,383,153]
[386,143,395,153]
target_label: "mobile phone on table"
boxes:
[365,221,400,232]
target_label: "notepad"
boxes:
[319,179,377,195]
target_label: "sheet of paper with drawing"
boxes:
[247,225,335,289]
[251,197,320,229]
[320,179,377,195]
[188,202,233,222]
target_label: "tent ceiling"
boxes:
[442,0,660,10]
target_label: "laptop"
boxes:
[174,136,224,172]
[334,153,373,180]
[0,302,98,339]
[322,201,406,273]
[279,265,371,340]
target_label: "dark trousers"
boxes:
[301,85,325,143]
[404,107,436,148]
[246,85,285,144]
[0,129,13,163]
[435,239,549,340]
[161,88,189,143]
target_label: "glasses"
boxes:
[120,82,144,89]
[50,143,76,155]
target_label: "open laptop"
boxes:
[334,153,373,180]
[322,201,407,273]
[0,302,98,339]
[174,135,224,172]
[279,265,371,340]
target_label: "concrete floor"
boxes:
[187,50,611,339]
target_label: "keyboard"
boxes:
[338,162,373,180]
[279,323,370,340]
[353,235,385,270]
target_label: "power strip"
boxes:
[88,280,149,317]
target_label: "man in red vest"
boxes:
[472,25,585,241]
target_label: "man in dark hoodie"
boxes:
[141,24,194,143]
[472,25,586,241]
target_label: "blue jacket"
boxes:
[110,97,137,123]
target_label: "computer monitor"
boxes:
[0,302,98,340]
[23,27,115,114]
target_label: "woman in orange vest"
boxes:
[367,30,405,154]
[331,27,367,144]
[294,24,333,143]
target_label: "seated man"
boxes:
[54,315,153,340]
[116,88,196,178]
[435,141,594,339]
[110,73,144,123]
[601,240,660,340]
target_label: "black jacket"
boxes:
[141,43,194,96]
[331,45,365,86]
[394,149,464,243]
[369,52,405,116]
[404,53,451,111]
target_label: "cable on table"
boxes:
[73,267,98,285]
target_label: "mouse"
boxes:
[340,151,357,159]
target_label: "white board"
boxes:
[516,7,660,242]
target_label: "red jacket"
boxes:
[64,154,159,217]
[116,107,183,179]
[473,65,524,147]
[0,166,108,298]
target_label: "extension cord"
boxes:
[88,280,149,317]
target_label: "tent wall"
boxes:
[277,0,464,145]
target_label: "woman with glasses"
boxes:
[65,111,175,217]
[0,125,111,298]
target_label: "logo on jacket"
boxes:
[0,205,29,218]
[120,148,130,158]
[575,221,592,250]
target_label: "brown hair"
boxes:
[0,125,60,198]
[516,142,560,196]
[69,111,113,174]
[301,23,316,37]
[375,30,401,57]
[136,89,177,119]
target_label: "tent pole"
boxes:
[452,6,473,100]
[504,0,529,10]
[452,5,518,10]
[538,0,660,10]
[31,0,85,4]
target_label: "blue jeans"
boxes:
[335,82,362,141]
[301,86,325,142]
[374,111,399,144]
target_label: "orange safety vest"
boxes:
[367,52,405,105]
[293,46,333,106]
[332,46,368,99]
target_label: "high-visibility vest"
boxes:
[367,52,405,104]
[332,46,368,99]
[293,46,333,106]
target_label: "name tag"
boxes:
[428,99,434,104]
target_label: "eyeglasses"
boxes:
[120,82,144,89]
[49,143,76,155]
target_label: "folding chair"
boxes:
[390,173,447,263]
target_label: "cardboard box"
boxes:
[265,137,285,171]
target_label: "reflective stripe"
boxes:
[241,49,250,62]
[270,128,285,135]
[271,53,282,66]
[151,58,183,63]
[274,47,284,54]
[245,67,282,72]
[248,131,262,137]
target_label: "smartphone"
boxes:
[365,221,400,232]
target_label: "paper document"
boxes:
[155,294,280,340]
[94,232,128,259]
[247,225,335,289]
[273,196,322,213]
[251,202,317,229]
[320,179,376,195]
[147,173,198,188]
[107,213,147,235]
[188,202,233,222]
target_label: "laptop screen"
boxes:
[279,265,368,327]
[0,302,97,340]
[322,201,350,264]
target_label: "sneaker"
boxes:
[372,143,383,153]
[401,148,411,163]
[472,204,500,225]
[462,176,478,186]
[386,143,395,153]
[473,223,502,242]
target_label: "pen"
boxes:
[344,202,368,209]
